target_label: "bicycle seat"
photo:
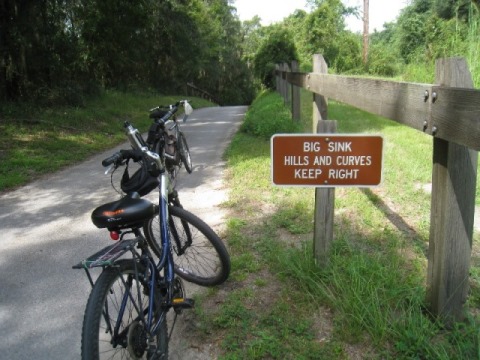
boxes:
[91,192,155,230]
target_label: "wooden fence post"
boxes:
[426,57,477,323]
[312,54,335,266]
[282,63,290,104]
[278,63,284,100]
[275,64,281,93]
[291,60,301,122]
[312,54,328,133]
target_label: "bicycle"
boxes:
[115,101,230,285]
[118,100,192,201]
[73,106,230,359]
[147,100,193,175]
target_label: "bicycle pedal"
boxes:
[172,298,195,309]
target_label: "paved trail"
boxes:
[0,105,247,359]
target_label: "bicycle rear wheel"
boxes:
[81,259,168,360]
[144,206,230,286]
[177,132,192,174]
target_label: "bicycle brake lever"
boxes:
[105,164,115,175]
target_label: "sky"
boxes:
[233,0,408,33]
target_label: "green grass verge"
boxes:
[192,90,480,359]
[0,91,214,192]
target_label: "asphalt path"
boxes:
[0,105,247,359]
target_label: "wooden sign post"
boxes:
[271,132,383,266]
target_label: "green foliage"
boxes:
[467,5,480,87]
[299,0,347,69]
[331,31,362,73]
[191,0,256,105]
[3,0,478,107]
[397,9,430,63]
[0,91,214,192]
[365,0,480,82]
[252,27,298,88]
[0,0,255,106]
[426,16,464,60]
[78,0,156,89]
[242,0,476,81]
[208,89,480,359]
[367,43,403,76]
[240,90,301,139]
[240,16,263,65]
[434,0,473,20]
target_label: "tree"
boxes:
[76,0,162,89]
[1,1,64,100]
[0,0,257,104]
[253,27,297,88]
[299,0,347,69]
[368,22,403,76]
[241,16,264,68]
[433,0,472,19]
[396,1,431,63]
[190,0,255,104]
[363,0,369,64]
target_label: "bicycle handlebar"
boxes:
[101,153,122,167]
[101,149,143,167]
[102,147,162,178]
[149,100,192,123]
[103,100,192,170]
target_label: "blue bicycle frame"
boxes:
[127,170,174,337]
[149,171,174,334]
[74,169,176,342]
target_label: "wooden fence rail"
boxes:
[275,55,480,323]
[186,82,221,105]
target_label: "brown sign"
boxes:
[271,134,383,187]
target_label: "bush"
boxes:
[240,90,301,139]
[367,43,403,77]
[253,27,298,89]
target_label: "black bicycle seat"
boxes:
[91,192,155,230]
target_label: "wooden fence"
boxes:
[186,82,221,105]
[275,54,480,323]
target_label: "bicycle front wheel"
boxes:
[177,132,193,174]
[144,206,230,286]
[81,259,168,360]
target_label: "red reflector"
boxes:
[110,231,120,241]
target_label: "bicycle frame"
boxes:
[116,171,174,339]
[74,173,176,350]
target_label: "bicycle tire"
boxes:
[144,206,230,286]
[81,259,168,360]
[177,132,193,174]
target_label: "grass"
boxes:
[2,86,479,357]
[192,89,480,359]
[0,91,214,192]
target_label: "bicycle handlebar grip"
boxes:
[102,152,122,167]
[121,149,143,162]
[101,149,143,167]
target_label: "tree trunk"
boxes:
[363,0,369,65]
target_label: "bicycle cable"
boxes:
[110,166,124,197]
